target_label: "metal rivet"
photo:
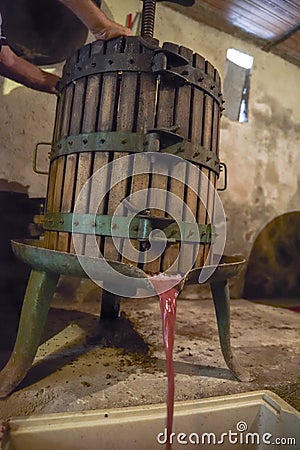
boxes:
[108,59,113,65]
[129,58,134,64]
[198,77,204,82]
[68,141,73,146]
[82,138,88,144]
[210,85,215,90]
[100,139,106,144]
[181,70,189,76]
[74,221,79,226]
[121,139,127,145]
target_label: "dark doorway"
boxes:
[243,212,300,299]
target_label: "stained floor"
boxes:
[0,278,299,419]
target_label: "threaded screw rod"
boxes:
[141,0,157,37]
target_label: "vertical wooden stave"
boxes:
[44,91,64,249]
[95,38,124,261]
[203,61,216,264]
[143,42,178,275]
[55,64,77,253]
[45,52,77,250]
[84,40,106,257]
[102,37,137,263]
[208,69,221,264]
[194,54,212,267]
[185,54,207,272]
[70,44,103,256]
[121,40,158,267]
[161,45,194,274]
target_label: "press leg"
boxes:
[0,270,59,398]
[210,280,254,382]
[100,289,120,319]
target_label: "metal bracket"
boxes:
[152,53,223,105]
[154,47,189,67]
[148,126,183,146]
[43,212,213,244]
[33,142,51,175]
[217,162,227,191]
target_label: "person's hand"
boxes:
[93,18,132,40]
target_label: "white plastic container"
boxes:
[3,390,299,450]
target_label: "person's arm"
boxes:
[0,45,60,94]
[59,0,132,40]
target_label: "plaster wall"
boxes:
[0,0,299,295]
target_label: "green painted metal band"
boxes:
[51,131,149,160]
[164,141,220,174]
[43,213,213,244]
[51,131,220,175]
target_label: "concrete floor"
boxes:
[0,279,299,420]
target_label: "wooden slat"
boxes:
[103,37,137,263]
[121,41,157,267]
[203,61,216,264]
[84,40,106,258]
[44,81,66,248]
[69,44,101,255]
[206,68,221,264]
[45,63,75,250]
[194,53,208,269]
[143,42,178,275]
[60,74,86,254]
[162,45,194,274]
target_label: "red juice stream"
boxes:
[150,278,181,450]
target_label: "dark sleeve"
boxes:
[0,11,7,51]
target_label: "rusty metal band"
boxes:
[59,53,154,90]
[59,52,223,105]
[43,213,213,244]
[50,131,220,175]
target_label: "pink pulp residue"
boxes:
[150,276,182,450]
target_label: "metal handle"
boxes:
[33,142,51,175]
[217,162,227,191]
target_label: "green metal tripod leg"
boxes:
[0,269,59,398]
[100,289,120,319]
[210,280,254,382]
